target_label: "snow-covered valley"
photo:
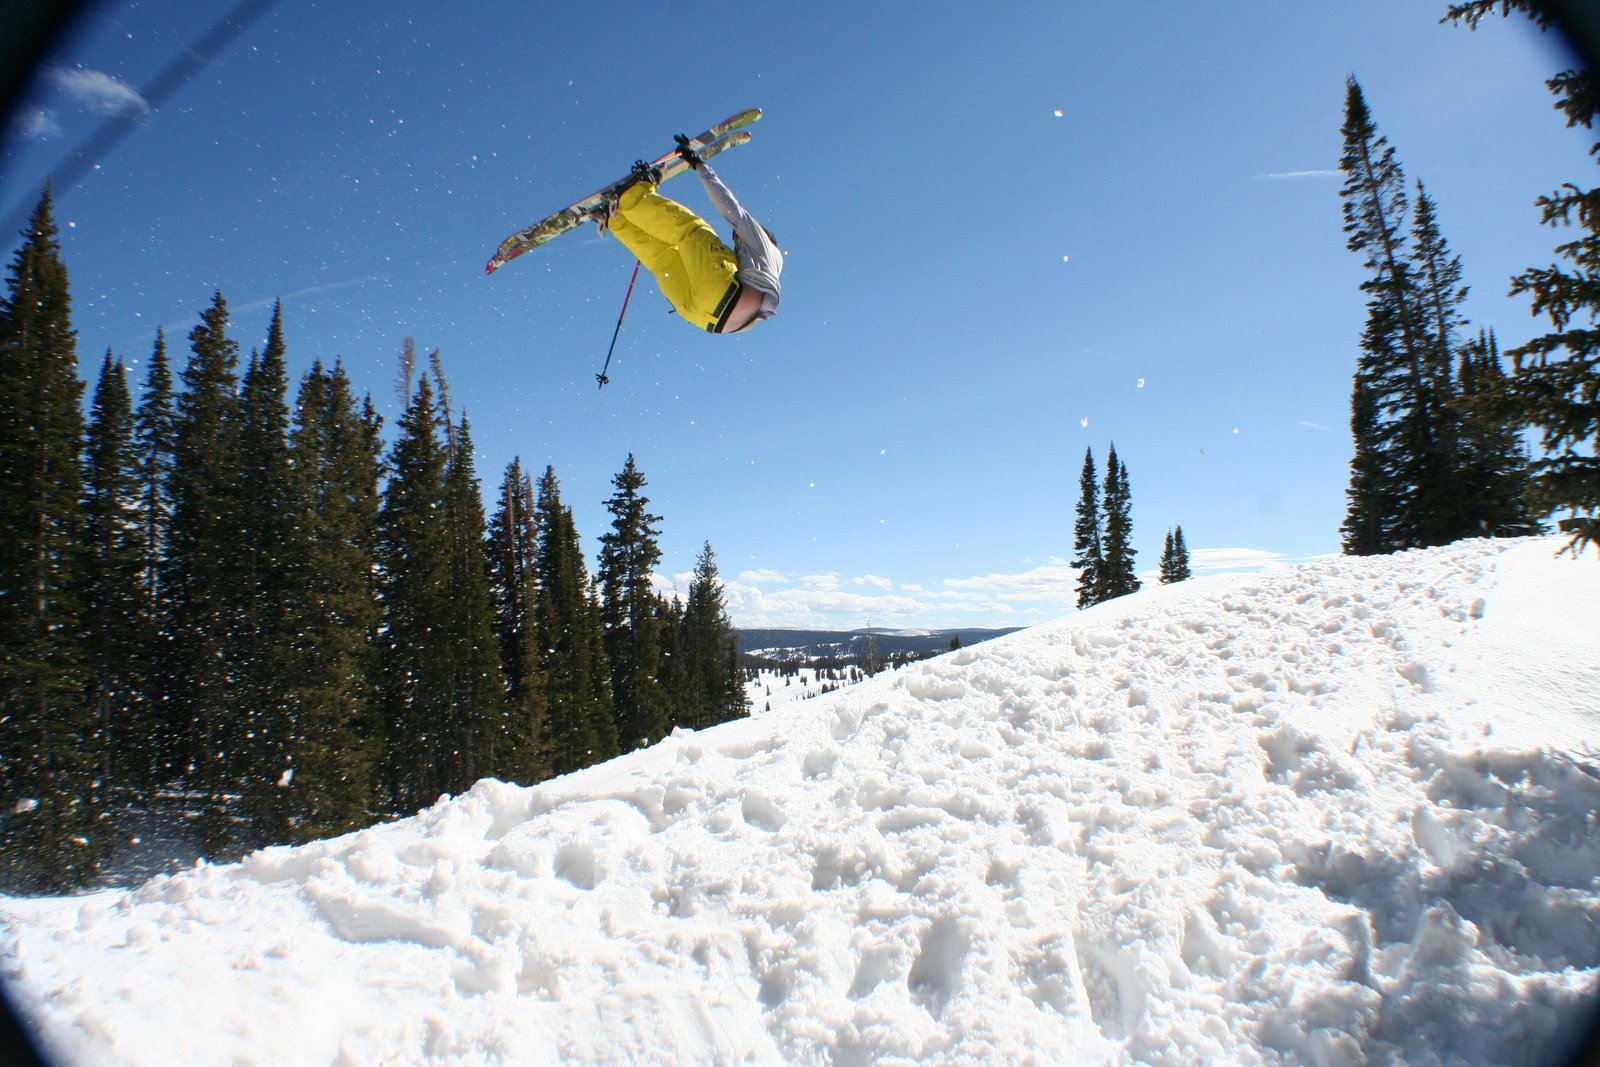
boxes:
[3,537,1598,1065]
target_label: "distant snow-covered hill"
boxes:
[738,626,1022,662]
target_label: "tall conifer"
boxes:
[1449,2,1600,554]
[132,329,178,788]
[1071,448,1102,609]
[165,292,246,846]
[597,455,669,751]
[441,414,510,788]
[534,467,616,775]
[277,360,381,840]
[487,460,550,784]
[235,304,299,842]
[1098,446,1140,601]
[1160,526,1192,584]
[0,189,104,890]
[82,353,145,793]
[374,373,453,812]
[679,542,745,730]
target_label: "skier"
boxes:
[594,135,782,335]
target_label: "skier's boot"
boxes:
[629,159,663,186]
[673,134,704,170]
[591,191,622,235]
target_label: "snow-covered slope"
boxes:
[4,538,1598,1066]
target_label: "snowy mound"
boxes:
[5,538,1599,1065]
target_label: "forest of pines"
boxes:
[0,198,745,892]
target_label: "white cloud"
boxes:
[853,574,892,590]
[1190,547,1287,573]
[737,568,789,585]
[941,562,1078,603]
[49,67,148,118]
[1253,169,1339,180]
[12,106,61,140]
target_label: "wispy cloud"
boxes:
[1298,420,1329,431]
[49,67,149,118]
[1254,169,1339,180]
[1189,547,1287,573]
[10,107,62,140]
[692,547,1298,629]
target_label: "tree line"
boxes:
[1340,4,1600,556]
[0,192,744,893]
[1071,442,1190,610]
[1073,5,1600,602]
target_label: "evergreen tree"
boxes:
[679,542,746,729]
[374,373,454,812]
[1406,183,1473,545]
[1455,332,1538,536]
[597,454,669,751]
[1098,445,1140,600]
[486,459,550,785]
[440,414,510,788]
[0,189,105,891]
[82,352,145,794]
[165,292,246,847]
[234,303,300,842]
[1449,2,1600,554]
[131,329,177,789]
[1071,447,1102,609]
[1160,525,1192,584]
[533,466,616,775]
[276,360,382,840]
[1338,80,1489,553]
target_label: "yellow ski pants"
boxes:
[607,182,741,332]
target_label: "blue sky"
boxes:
[0,0,1588,629]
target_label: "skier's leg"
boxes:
[611,183,739,329]
[606,211,699,321]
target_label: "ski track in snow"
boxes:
[3,537,1599,1065]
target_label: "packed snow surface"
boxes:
[5,537,1600,1065]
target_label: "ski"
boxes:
[485,108,762,274]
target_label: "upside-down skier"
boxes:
[594,135,783,335]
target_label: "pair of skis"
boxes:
[484,108,762,274]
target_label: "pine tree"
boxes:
[597,454,669,752]
[1098,445,1140,600]
[276,360,382,840]
[1160,525,1192,584]
[1339,80,1483,553]
[82,352,145,795]
[131,329,178,789]
[487,459,550,785]
[1455,332,1537,537]
[440,414,510,789]
[533,466,616,775]
[234,303,300,843]
[1405,183,1473,546]
[679,542,746,730]
[0,189,105,891]
[1071,447,1102,609]
[374,373,454,812]
[1449,2,1600,555]
[165,292,246,847]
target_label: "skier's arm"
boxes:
[696,165,765,247]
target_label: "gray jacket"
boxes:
[698,165,782,320]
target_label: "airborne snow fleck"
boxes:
[3,538,1598,1066]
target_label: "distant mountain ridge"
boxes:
[737,626,1023,662]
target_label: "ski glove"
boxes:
[673,134,705,169]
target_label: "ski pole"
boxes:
[597,259,641,389]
